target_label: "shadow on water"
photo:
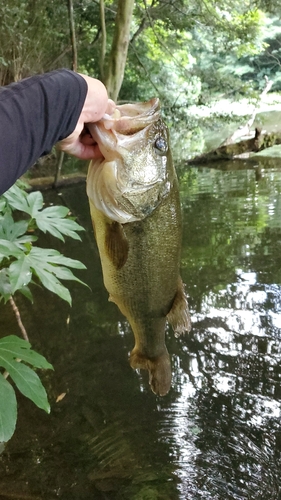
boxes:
[1,157,281,498]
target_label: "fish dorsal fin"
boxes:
[105,221,129,270]
[167,278,191,336]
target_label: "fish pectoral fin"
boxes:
[130,349,171,397]
[167,278,191,336]
[105,221,129,270]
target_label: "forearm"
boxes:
[0,69,87,195]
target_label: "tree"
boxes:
[0,0,72,85]
[104,0,135,100]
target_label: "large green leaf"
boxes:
[8,256,32,293]
[2,185,31,214]
[0,336,53,370]
[29,247,86,269]
[2,186,43,216]
[6,247,87,300]
[35,207,84,241]
[0,269,12,302]
[0,213,28,240]
[3,185,84,242]
[0,240,24,261]
[32,266,72,304]
[0,213,37,247]
[0,357,50,413]
[0,374,17,443]
[26,191,44,217]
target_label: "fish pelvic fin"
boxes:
[105,221,129,270]
[130,348,171,397]
[167,278,191,337]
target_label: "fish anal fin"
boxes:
[130,348,171,397]
[105,221,129,270]
[167,278,191,336]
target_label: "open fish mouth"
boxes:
[86,98,171,224]
[88,98,161,158]
[100,98,160,134]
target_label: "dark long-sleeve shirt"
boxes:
[0,69,88,195]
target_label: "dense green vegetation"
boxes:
[1,1,280,111]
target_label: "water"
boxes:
[1,160,281,499]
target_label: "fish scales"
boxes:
[87,98,191,396]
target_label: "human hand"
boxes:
[58,74,115,160]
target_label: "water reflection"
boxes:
[1,161,281,498]
[171,163,281,499]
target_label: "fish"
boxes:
[86,98,191,396]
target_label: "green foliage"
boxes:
[0,0,70,85]
[0,184,87,443]
[0,185,86,305]
[234,17,281,91]
[0,374,17,443]
[0,336,53,443]
[0,0,276,122]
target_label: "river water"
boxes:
[1,158,281,499]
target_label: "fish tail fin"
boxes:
[167,278,191,336]
[130,348,171,397]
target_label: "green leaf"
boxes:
[0,240,23,261]
[0,374,17,443]
[26,191,44,217]
[4,246,86,303]
[32,265,72,304]
[0,336,53,370]
[18,285,33,302]
[0,213,29,240]
[8,256,32,293]
[0,199,6,214]
[0,357,50,413]
[0,213,36,251]
[29,247,86,269]
[0,269,12,302]
[3,185,30,214]
[3,186,84,242]
[35,206,84,242]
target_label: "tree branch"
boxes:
[9,296,29,342]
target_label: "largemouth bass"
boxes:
[86,98,191,396]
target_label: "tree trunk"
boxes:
[54,0,77,187]
[68,0,78,71]
[105,0,135,101]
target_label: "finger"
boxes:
[106,99,116,115]
[80,132,96,146]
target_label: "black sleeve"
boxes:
[0,69,88,195]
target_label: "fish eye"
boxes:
[154,137,168,155]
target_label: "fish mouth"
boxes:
[87,98,161,160]
[101,98,161,135]
[86,98,170,224]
